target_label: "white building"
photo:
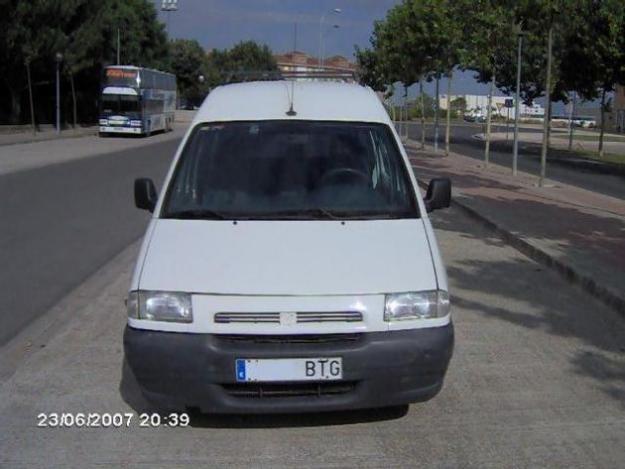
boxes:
[440,94,544,118]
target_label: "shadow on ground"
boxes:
[430,207,625,409]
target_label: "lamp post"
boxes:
[319,8,341,69]
[512,26,524,176]
[161,0,178,38]
[55,52,63,135]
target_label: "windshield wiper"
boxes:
[162,209,228,220]
[262,208,343,220]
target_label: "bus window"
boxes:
[101,95,118,113]
[120,96,139,113]
[101,95,139,114]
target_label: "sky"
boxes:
[153,0,497,98]
[153,0,585,110]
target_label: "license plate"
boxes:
[235,357,342,382]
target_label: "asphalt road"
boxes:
[0,138,180,345]
[1,205,624,467]
[406,122,625,200]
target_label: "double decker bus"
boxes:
[99,66,177,136]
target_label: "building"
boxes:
[440,94,544,118]
[273,50,357,80]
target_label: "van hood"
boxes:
[138,219,438,296]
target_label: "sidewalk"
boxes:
[0,125,188,176]
[407,140,625,314]
[0,111,196,147]
[0,126,97,146]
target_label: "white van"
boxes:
[124,80,454,413]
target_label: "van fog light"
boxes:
[384,290,450,321]
[127,291,193,323]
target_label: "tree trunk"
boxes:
[434,75,440,152]
[484,71,494,167]
[598,88,606,158]
[70,72,77,129]
[403,85,408,141]
[7,85,22,124]
[420,80,426,149]
[568,91,576,151]
[26,62,36,135]
[445,71,452,156]
[539,24,553,187]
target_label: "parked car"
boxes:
[124,80,454,413]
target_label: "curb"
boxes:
[448,194,625,316]
[408,143,625,317]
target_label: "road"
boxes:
[1,203,624,467]
[0,137,180,345]
[405,122,625,200]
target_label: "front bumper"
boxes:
[123,323,454,413]
[99,126,142,134]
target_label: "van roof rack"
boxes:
[223,70,359,84]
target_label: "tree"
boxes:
[169,39,210,103]
[355,46,387,92]
[559,0,625,157]
[363,0,467,154]
[0,0,169,126]
[461,0,516,166]
[4,1,70,129]
[207,40,278,86]
[450,96,467,114]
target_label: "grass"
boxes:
[575,151,625,166]
[553,134,625,143]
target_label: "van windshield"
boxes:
[162,121,418,220]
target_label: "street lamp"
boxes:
[161,0,178,38]
[512,24,525,176]
[319,8,341,69]
[55,52,63,135]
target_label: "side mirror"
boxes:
[424,178,451,213]
[134,178,158,212]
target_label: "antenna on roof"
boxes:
[286,22,297,116]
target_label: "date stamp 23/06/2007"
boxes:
[37,412,190,428]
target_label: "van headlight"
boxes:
[130,120,142,127]
[126,291,193,323]
[384,290,450,321]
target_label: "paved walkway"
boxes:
[0,111,196,147]
[0,126,97,146]
[0,126,188,176]
[407,140,625,314]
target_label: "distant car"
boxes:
[125,81,454,414]
[463,114,476,122]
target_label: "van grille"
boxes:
[214,312,280,323]
[221,381,357,398]
[219,333,362,344]
[214,311,363,324]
